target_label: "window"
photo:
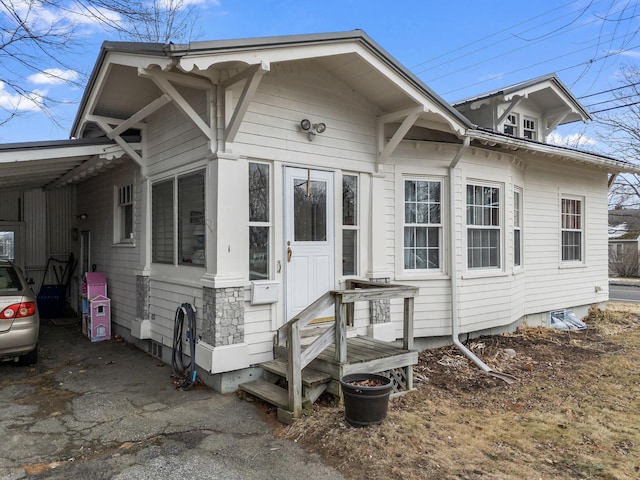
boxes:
[178,171,205,266]
[115,184,133,243]
[561,197,582,262]
[249,163,270,280]
[342,175,358,276]
[0,231,14,260]
[504,114,518,136]
[523,117,537,140]
[514,189,522,267]
[151,170,205,266]
[404,179,441,270]
[467,184,501,269]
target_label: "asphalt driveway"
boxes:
[0,318,345,479]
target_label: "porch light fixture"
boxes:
[76,213,88,221]
[300,118,327,141]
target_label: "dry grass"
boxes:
[275,303,640,480]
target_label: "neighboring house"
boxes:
[608,209,640,277]
[0,31,639,410]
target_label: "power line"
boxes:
[412,0,583,73]
[578,81,640,99]
[590,99,640,114]
[584,92,640,108]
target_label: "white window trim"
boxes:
[150,167,207,268]
[503,113,519,136]
[523,116,537,140]
[397,176,446,279]
[248,161,272,281]
[113,184,135,246]
[560,194,585,266]
[465,180,504,274]
[341,172,360,278]
[514,187,523,270]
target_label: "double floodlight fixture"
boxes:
[300,118,326,141]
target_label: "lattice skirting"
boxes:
[378,366,413,394]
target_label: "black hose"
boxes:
[171,303,197,390]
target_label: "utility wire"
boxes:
[578,81,640,99]
[590,99,640,114]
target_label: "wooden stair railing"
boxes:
[238,280,420,423]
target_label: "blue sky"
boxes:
[2,0,639,149]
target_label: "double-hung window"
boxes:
[467,184,501,269]
[342,174,358,276]
[504,114,518,136]
[523,117,537,140]
[561,197,582,262]
[115,184,133,243]
[151,170,206,266]
[249,162,270,280]
[403,179,441,271]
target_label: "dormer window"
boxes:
[523,117,537,140]
[504,114,518,136]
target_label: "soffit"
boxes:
[0,140,129,190]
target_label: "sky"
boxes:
[2,0,640,152]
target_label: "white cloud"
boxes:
[28,69,80,86]
[547,132,598,148]
[0,82,47,112]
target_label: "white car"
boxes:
[0,260,39,365]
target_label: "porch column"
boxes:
[202,152,247,288]
[367,172,392,279]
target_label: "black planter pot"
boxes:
[340,373,392,427]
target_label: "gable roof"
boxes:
[452,73,591,126]
[71,29,473,140]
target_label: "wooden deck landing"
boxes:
[308,336,418,380]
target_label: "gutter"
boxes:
[449,136,517,384]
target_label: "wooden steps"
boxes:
[239,359,333,422]
[239,379,289,410]
[261,358,332,386]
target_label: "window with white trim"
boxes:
[561,197,582,262]
[342,174,358,276]
[151,170,206,266]
[115,184,133,243]
[404,179,441,270]
[523,117,537,140]
[514,189,522,267]
[249,162,270,280]
[504,114,518,136]
[467,183,501,269]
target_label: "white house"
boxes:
[1,30,638,418]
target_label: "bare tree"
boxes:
[0,0,203,126]
[593,65,640,209]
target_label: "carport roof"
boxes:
[0,137,133,190]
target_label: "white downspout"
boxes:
[449,137,516,384]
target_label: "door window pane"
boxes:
[294,179,327,241]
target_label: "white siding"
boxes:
[523,158,609,313]
[76,161,140,331]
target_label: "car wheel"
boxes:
[18,345,38,366]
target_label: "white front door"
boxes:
[284,167,335,321]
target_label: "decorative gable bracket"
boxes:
[139,68,216,150]
[376,106,425,170]
[222,62,270,147]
